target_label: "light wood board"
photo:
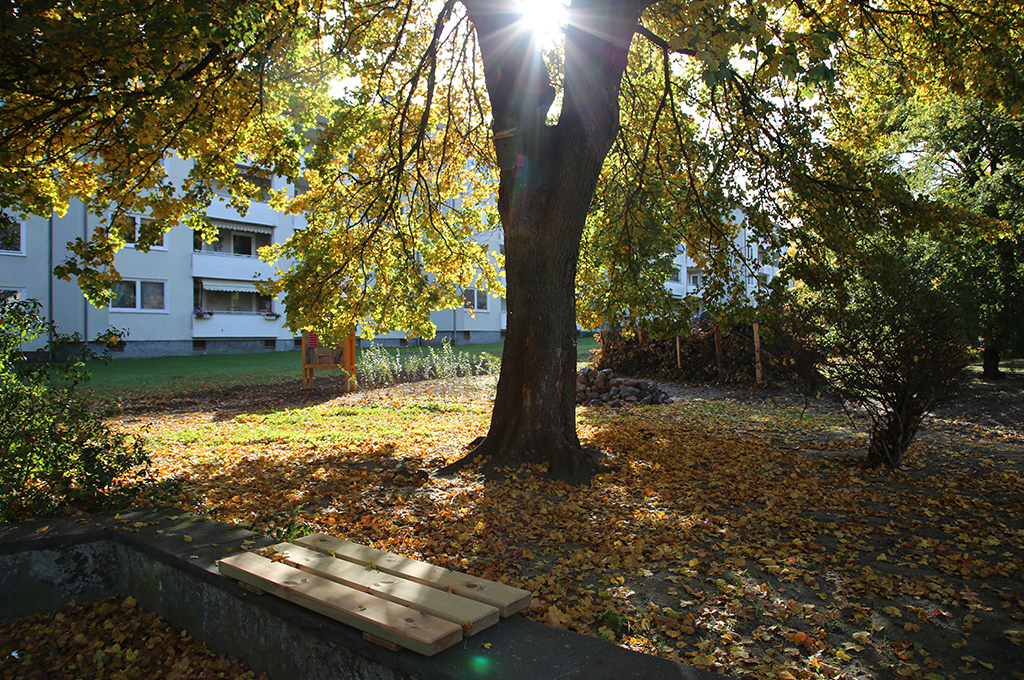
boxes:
[218,552,462,656]
[294,533,532,617]
[269,542,499,634]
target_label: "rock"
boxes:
[575,367,672,407]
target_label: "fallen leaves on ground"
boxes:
[0,596,266,679]
[111,376,1024,680]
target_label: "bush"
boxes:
[802,265,970,469]
[0,298,149,522]
[355,338,501,389]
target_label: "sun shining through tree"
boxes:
[515,0,566,44]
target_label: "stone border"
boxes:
[1,508,716,680]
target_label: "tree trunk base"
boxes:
[438,435,615,485]
[982,347,1004,380]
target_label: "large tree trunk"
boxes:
[982,345,1003,379]
[443,1,644,482]
[450,190,599,482]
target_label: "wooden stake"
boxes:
[753,321,764,388]
[714,322,725,382]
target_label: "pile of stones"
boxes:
[575,368,674,407]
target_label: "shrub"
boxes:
[0,298,149,521]
[355,338,500,389]
[801,264,970,469]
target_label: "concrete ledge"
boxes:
[1,508,717,680]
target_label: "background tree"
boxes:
[5,0,1023,482]
[818,56,1024,378]
[898,96,1024,378]
[0,0,330,302]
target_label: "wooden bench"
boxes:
[301,330,357,390]
[218,533,532,656]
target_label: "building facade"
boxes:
[0,159,511,356]
[2,161,774,357]
[1,157,306,358]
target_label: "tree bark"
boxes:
[442,1,646,482]
[982,345,1003,379]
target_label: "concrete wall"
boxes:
[0,509,714,680]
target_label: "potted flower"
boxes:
[193,307,214,319]
[260,310,281,320]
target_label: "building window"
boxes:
[193,340,207,351]
[463,331,471,340]
[1,289,23,301]
[214,166,273,202]
[0,216,22,254]
[668,269,680,282]
[463,288,488,311]
[194,223,272,256]
[294,337,302,349]
[232,233,253,256]
[124,216,165,248]
[110,280,166,311]
[243,171,273,201]
[264,339,277,350]
[690,274,702,288]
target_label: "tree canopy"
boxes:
[1,0,329,302]
[5,0,1023,479]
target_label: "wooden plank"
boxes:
[218,552,461,656]
[364,632,401,651]
[270,542,499,635]
[294,534,532,617]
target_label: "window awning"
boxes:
[207,218,274,235]
[201,278,261,293]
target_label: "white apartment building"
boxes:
[0,158,510,357]
[1,156,306,358]
[1,157,774,357]
[663,226,779,307]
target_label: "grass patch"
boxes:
[150,401,486,452]
[83,351,303,399]
[83,335,599,400]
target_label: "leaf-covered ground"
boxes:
[0,596,266,679]
[108,371,1024,680]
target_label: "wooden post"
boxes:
[753,321,764,388]
[676,334,682,369]
[714,322,726,382]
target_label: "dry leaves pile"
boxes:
[0,596,266,679]
[110,376,1024,680]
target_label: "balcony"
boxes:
[192,251,276,282]
[193,311,286,338]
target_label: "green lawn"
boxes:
[82,335,600,399]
